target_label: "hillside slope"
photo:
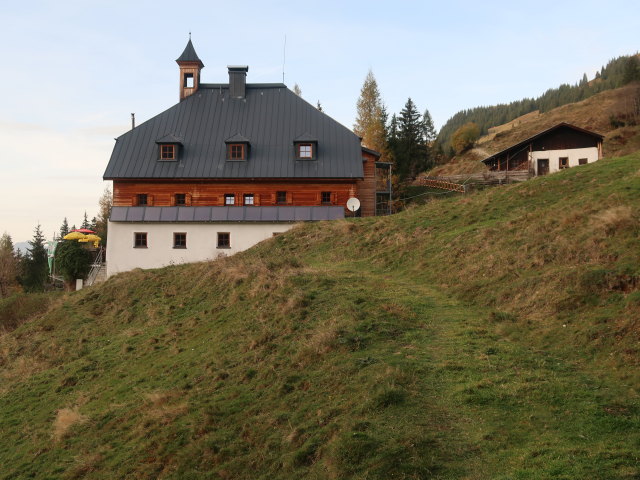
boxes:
[431,83,640,175]
[1,154,640,479]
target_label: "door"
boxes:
[537,158,549,176]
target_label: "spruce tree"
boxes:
[59,217,70,238]
[394,98,427,180]
[81,212,90,230]
[293,84,302,97]
[23,224,48,292]
[354,70,388,160]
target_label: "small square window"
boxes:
[217,232,230,248]
[173,232,187,249]
[578,158,588,165]
[276,191,287,204]
[175,193,186,206]
[244,194,254,206]
[134,232,147,248]
[225,194,235,206]
[137,194,148,206]
[559,157,569,169]
[228,144,245,160]
[321,191,331,204]
[160,144,176,160]
[296,143,314,159]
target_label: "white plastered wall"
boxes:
[106,222,294,277]
[530,147,599,175]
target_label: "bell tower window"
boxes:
[184,73,194,88]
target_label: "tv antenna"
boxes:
[282,34,287,84]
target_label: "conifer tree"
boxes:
[316,101,323,112]
[393,98,428,180]
[293,83,302,96]
[81,212,90,230]
[0,233,18,297]
[59,217,70,238]
[23,224,48,292]
[354,70,388,160]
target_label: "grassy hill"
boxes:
[1,153,640,479]
[430,83,640,176]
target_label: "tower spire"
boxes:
[176,37,204,101]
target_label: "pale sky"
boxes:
[1,0,638,242]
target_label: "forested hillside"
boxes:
[438,53,640,153]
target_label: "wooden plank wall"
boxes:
[356,151,377,217]
[113,180,363,212]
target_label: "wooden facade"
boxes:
[113,176,376,213]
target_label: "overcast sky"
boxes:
[1,0,638,242]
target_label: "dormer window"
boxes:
[160,144,176,160]
[225,133,250,161]
[297,143,313,159]
[293,133,318,160]
[228,144,245,160]
[155,134,183,161]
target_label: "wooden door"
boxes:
[537,159,549,176]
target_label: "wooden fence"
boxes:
[418,170,532,188]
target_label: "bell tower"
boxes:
[176,37,204,101]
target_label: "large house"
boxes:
[482,123,604,175]
[103,40,390,277]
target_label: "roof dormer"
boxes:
[225,133,251,161]
[176,37,204,102]
[294,133,318,160]
[156,134,183,161]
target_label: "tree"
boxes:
[0,233,18,298]
[22,224,48,292]
[392,98,428,180]
[451,122,480,154]
[623,55,640,84]
[293,83,302,96]
[59,217,70,238]
[55,240,92,290]
[95,186,112,246]
[81,211,90,230]
[316,101,323,112]
[354,70,388,160]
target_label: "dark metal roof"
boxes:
[110,206,345,222]
[225,133,250,144]
[104,84,364,179]
[155,133,183,144]
[482,122,604,164]
[361,146,382,158]
[176,39,203,66]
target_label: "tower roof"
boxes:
[176,39,204,67]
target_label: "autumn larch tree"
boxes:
[354,70,388,160]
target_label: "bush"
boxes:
[451,122,480,154]
[55,241,92,283]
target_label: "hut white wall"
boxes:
[531,147,599,175]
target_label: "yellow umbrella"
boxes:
[63,232,87,240]
[84,234,101,247]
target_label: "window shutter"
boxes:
[132,195,138,206]
[186,193,192,206]
[148,195,154,206]
[170,194,175,206]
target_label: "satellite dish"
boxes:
[346,197,361,212]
